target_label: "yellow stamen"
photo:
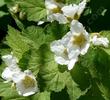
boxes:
[67,17,73,22]
[11,83,16,89]
[73,13,80,20]
[67,13,79,22]
[51,7,62,13]
[64,48,68,55]
[22,76,35,89]
[72,33,87,46]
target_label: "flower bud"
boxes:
[19,11,26,20]
[10,4,20,14]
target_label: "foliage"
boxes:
[0,0,110,100]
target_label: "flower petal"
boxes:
[68,58,78,70]
[2,54,18,66]
[45,0,58,10]
[1,67,13,81]
[70,20,85,33]
[77,0,87,16]
[61,4,78,18]
[62,31,72,46]
[47,13,68,24]
[80,42,90,55]
[50,40,66,56]
[91,35,109,47]
[55,55,69,65]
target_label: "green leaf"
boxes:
[39,45,68,92]
[22,26,46,49]
[0,11,8,17]
[80,47,98,78]
[80,46,110,99]
[6,26,29,60]
[45,22,69,43]
[70,63,91,90]
[0,81,30,100]
[0,0,5,7]
[66,73,90,100]
[96,82,110,100]
[0,82,19,98]
[32,91,50,100]
[19,49,41,76]
[16,0,46,21]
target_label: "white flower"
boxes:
[12,70,38,96]
[51,39,80,70]
[50,20,90,70]
[61,0,87,21]
[1,54,21,82]
[68,20,90,55]
[45,0,68,24]
[91,33,109,47]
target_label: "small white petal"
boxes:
[37,21,44,25]
[70,20,85,33]
[68,47,80,59]
[48,13,68,24]
[2,67,21,82]
[47,14,55,22]
[80,42,90,55]
[54,13,68,24]
[45,0,58,10]
[2,54,18,66]
[12,72,25,83]
[24,70,32,75]
[50,40,66,56]
[55,55,69,65]
[91,35,109,47]
[62,31,72,46]
[61,4,78,18]
[2,67,13,81]
[68,58,78,70]
[77,0,87,16]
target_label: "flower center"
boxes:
[73,13,79,20]
[67,13,79,22]
[22,76,35,89]
[64,48,68,55]
[67,17,73,22]
[51,7,62,13]
[72,33,87,46]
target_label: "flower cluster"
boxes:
[1,54,38,96]
[51,20,90,70]
[48,0,109,70]
[45,0,86,24]
[1,0,109,98]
